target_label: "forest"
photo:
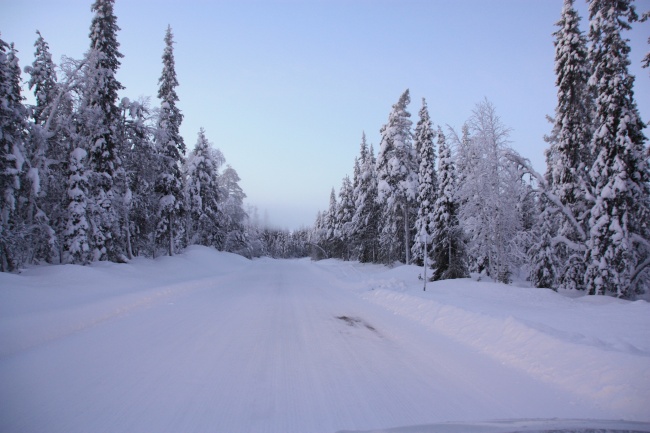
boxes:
[311,0,650,298]
[0,0,312,271]
[1,0,649,298]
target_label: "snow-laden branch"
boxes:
[631,257,650,286]
[630,234,650,285]
[551,235,586,252]
[632,233,650,252]
[503,150,587,242]
[43,55,89,133]
[305,242,329,259]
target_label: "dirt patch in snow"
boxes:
[336,315,377,333]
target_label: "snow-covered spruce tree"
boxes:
[457,99,524,283]
[411,98,437,266]
[351,134,381,263]
[0,39,28,271]
[350,154,362,259]
[376,89,418,264]
[323,188,341,257]
[86,0,123,177]
[584,0,650,297]
[63,148,91,264]
[543,0,593,291]
[548,0,594,199]
[528,197,558,289]
[184,128,222,249]
[155,25,186,256]
[220,165,249,255]
[311,210,326,258]
[335,175,355,260]
[431,127,469,281]
[241,205,265,258]
[77,0,125,262]
[26,31,58,125]
[23,31,72,264]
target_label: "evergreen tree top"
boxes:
[89,0,123,66]
[554,0,589,77]
[378,89,413,157]
[157,25,185,155]
[414,97,435,159]
[388,89,412,130]
[359,131,368,163]
[547,0,593,205]
[25,31,58,124]
[553,0,590,109]
[158,25,180,103]
[589,0,638,33]
[6,43,24,106]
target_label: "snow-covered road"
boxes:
[1,249,648,433]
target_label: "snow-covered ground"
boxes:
[1,246,649,433]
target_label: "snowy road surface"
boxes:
[1,247,649,433]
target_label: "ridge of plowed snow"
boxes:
[364,288,650,416]
[337,418,650,433]
[356,267,650,420]
[0,247,252,357]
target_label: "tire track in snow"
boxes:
[174,259,592,432]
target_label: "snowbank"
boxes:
[338,418,650,433]
[0,246,251,357]
[358,265,650,421]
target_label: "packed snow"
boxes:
[1,246,649,433]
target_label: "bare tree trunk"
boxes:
[168,212,174,256]
[125,217,133,260]
[423,238,427,291]
[403,204,410,265]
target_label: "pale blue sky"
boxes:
[2,0,649,229]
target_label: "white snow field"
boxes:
[1,246,649,433]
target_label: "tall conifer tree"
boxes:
[324,188,339,257]
[81,0,125,261]
[63,148,91,264]
[376,89,417,264]
[335,175,355,260]
[27,32,58,125]
[221,165,248,255]
[155,25,186,256]
[185,128,221,248]
[431,127,468,280]
[584,0,650,297]
[544,0,593,290]
[411,98,437,266]
[0,38,28,271]
[352,135,380,263]
[528,197,557,289]
[23,31,62,263]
